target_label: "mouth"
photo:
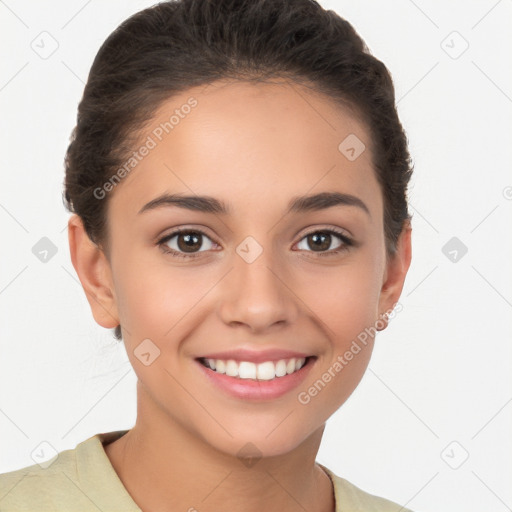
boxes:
[195,355,317,381]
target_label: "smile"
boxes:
[198,356,312,381]
[195,355,317,401]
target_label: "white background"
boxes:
[1,1,511,511]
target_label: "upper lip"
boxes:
[197,348,314,364]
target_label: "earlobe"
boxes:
[67,214,119,329]
[377,220,412,330]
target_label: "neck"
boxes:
[104,381,335,512]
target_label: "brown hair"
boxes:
[62,0,414,341]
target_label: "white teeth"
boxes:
[257,361,275,380]
[239,361,257,379]
[275,360,287,377]
[202,357,308,380]
[226,360,239,377]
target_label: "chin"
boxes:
[201,424,317,462]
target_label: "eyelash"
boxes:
[156,227,354,260]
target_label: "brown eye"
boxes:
[296,229,353,256]
[306,232,332,251]
[176,231,202,252]
[158,229,216,258]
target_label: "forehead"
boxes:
[108,78,380,222]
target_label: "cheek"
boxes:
[113,250,217,341]
[293,253,383,406]
[294,261,382,417]
[300,255,383,343]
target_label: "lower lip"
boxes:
[195,357,316,401]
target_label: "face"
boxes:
[69,78,411,460]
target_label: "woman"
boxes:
[0,0,414,510]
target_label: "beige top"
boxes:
[0,430,413,511]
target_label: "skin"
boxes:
[68,78,412,512]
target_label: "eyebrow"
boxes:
[138,191,370,217]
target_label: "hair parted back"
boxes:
[63,0,414,341]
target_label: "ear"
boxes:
[67,214,119,329]
[377,220,412,330]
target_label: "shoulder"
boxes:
[319,464,415,512]
[0,430,136,512]
[0,445,81,511]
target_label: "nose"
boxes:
[217,241,300,334]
